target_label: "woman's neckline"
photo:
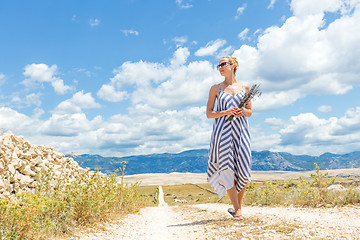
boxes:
[219,83,244,96]
[220,89,244,97]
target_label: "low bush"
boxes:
[0,162,150,240]
[244,163,360,207]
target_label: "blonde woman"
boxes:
[206,56,252,220]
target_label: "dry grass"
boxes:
[159,164,360,208]
[162,184,231,206]
[0,163,153,240]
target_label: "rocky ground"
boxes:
[68,186,360,240]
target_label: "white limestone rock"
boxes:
[327,184,346,191]
[0,131,86,199]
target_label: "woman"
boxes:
[206,56,252,221]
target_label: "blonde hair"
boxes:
[221,56,239,74]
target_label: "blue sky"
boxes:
[1,0,360,157]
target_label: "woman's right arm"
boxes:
[206,85,234,119]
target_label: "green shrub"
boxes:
[245,163,360,207]
[0,163,149,240]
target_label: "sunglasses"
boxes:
[216,62,231,70]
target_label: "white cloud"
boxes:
[53,91,101,114]
[231,1,360,112]
[235,4,247,20]
[0,107,38,134]
[22,63,74,95]
[110,61,170,89]
[32,107,44,119]
[10,92,41,108]
[176,0,192,9]
[97,84,129,102]
[264,117,286,129]
[101,48,217,110]
[89,106,211,156]
[260,107,360,155]
[51,79,74,95]
[173,36,188,47]
[90,18,100,27]
[195,39,227,57]
[170,47,190,66]
[217,46,235,59]
[291,0,342,16]
[23,64,56,84]
[7,105,211,156]
[76,68,92,77]
[25,93,42,107]
[121,29,139,36]
[40,113,101,137]
[268,0,277,9]
[238,28,250,41]
[0,73,5,86]
[318,105,332,112]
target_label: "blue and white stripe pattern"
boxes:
[207,88,252,200]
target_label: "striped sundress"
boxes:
[207,86,252,200]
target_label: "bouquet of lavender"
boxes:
[228,84,262,121]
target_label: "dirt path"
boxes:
[70,186,360,240]
[70,186,210,240]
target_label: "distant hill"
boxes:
[70,150,360,175]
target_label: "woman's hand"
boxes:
[228,107,245,117]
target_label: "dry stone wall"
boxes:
[0,131,86,199]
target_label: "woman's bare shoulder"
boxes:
[210,84,220,92]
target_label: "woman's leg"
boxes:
[237,184,247,210]
[226,186,241,217]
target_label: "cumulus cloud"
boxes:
[88,106,211,156]
[40,113,102,137]
[318,105,332,112]
[99,47,218,111]
[0,107,38,134]
[121,29,139,36]
[22,63,74,94]
[235,4,247,20]
[262,107,360,155]
[97,84,129,102]
[53,91,101,114]
[90,18,100,27]
[10,92,41,109]
[76,68,92,77]
[51,79,74,95]
[232,1,360,111]
[290,0,342,16]
[172,36,188,47]
[238,28,250,41]
[170,47,190,66]
[195,39,227,57]
[268,0,277,9]
[13,105,211,156]
[32,107,44,119]
[176,0,192,9]
[0,73,5,86]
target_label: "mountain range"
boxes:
[70,149,360,175]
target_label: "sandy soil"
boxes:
[123,168,360,186]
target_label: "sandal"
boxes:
[227,208,235,217]
[233,215,244,221]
